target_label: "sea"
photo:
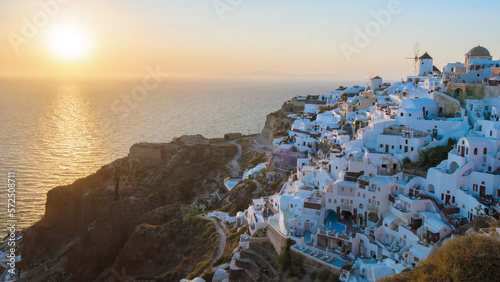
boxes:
[0,76,357,231]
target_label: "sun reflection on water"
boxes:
[20,82,112,227]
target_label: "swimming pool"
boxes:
[324,210,346,233]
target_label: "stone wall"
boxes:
[446,83,500,103]
[128,143,163,169]
[433,92,461,117]
[267,224,288,253]
[173,134,209,145]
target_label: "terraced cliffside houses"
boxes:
[234,46,500,282]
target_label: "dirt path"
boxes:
[227,140,242,177]
[205,216,227,267]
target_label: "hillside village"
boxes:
[12,46,500,282]
[196,46,500,282]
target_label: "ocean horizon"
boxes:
[0,76,359,230]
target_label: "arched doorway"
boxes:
[325,209,337,225]
[340,210,353,221]
[428,184,435,194]
[454,88,463,98]
[449,161,459,174]
[357,214,364,226]
[304,220,311,233]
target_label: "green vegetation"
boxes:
[417,138,456,169]
[269,181,283,192]
[381,233,500,282]
[214,225,248,266]
[277,239,304,278]
[186,259,211,279]
[308,268,340,282]
[402,157,411,169]
[249,152,267,167]
[319,105,337,113]
[341,93,349,102]
[291,146,298,152]
[201,271,215,281]
[243,179,257,192]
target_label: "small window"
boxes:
[474,148,478,155]
[483,148,487,154]
[401,113,404,116]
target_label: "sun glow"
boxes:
[46,25,91,61]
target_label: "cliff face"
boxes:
[256,110,294,148]
[22,142,236,281]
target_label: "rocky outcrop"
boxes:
[256,110,294,148]
[22,141,237,281]
[173,134,209,145]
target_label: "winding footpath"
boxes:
[205,216,227,267]
[227,140,242,177]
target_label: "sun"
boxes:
[46,25,91,61]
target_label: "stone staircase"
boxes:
[231,242,280,281]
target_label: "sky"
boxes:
[1,0,500,80]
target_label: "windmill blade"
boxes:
[366,71,374,81]
[405,43,420,75]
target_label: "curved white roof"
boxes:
[400,98,436,112]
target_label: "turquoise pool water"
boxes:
[324,210,345,233]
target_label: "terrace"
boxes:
[291,243,349,269]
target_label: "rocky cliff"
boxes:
[22,141,236,281]
[255,110,295,148]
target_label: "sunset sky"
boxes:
[2,0,500,80]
